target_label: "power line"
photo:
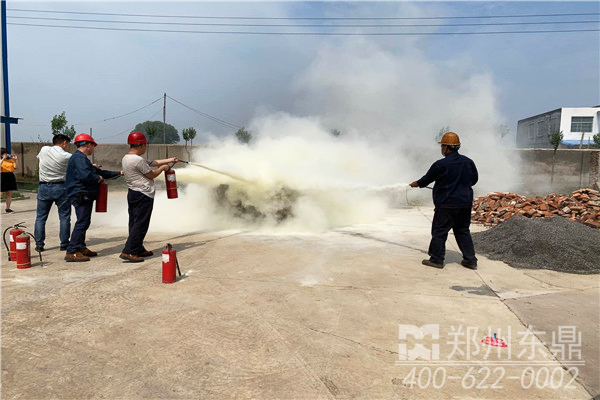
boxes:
[101,96,162,122]
[71,96,162,126]
[166,95,241,130]
[8,15,600,28]
[18,97,163,129]
[7,8,600,20]
[8,22,600,36]
[100,105,163,140]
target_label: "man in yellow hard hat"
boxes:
[410,132,479,270]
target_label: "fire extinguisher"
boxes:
[3,223,25,261]
[96,182,108,212]
[3,223,43,267]
[162,243,182,283]
[165,166,178,199]
[16,233,31,269]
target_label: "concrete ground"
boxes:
[1,194,599,399]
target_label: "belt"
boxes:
[39,181,65,185]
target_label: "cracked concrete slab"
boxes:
[1,195,598,399]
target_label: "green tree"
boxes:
[592,133,600,148]
[51,111,76,139]
[549,130,563,185]
[134,121,180,144]
[435,126,451,142]
[235,127,252,144]
[182,127,197,146]
[63,125,76,139]
[146,125,158,144]
[549,130,563,151]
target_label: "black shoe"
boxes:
[34,246,45,252]
[5,209,14,213]
[60,246,68,251]
[461,260,478,270]
[422,259,444,269]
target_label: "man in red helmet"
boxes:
[410,132,479,270]
[119,131,179,263]
[64,134,123,262]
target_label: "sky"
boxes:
[4,1,600,145]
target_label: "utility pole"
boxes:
[163,92,168,158]
[90,127,94,164]
[1,0,16,153]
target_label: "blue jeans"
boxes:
[66,195,94,254]
[34,183,71,249]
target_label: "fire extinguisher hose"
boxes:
[23,231,44,267]
[179,160,250,183]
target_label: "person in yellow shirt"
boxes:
[1,147,18,213]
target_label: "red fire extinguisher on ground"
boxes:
[162,243,182,283]
[96,182,108,212]
[165,167,178,199]
[16,233,31,269]
[3,223,43,267]
[7,226,24,261]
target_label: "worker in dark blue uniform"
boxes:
[64,133,122,262]
[410,132,479,270]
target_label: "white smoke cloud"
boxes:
[101,38,519,233]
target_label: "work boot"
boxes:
[119,253,144,263]
[136,249,154,257]
[422,259,444,269]
[34,246,44,252]
[461,260,478,270]
[65,251,90,262]
[81,248,98,257]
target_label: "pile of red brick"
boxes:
[472,188,600,229]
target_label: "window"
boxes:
[570,116,593,132]
[528,123,534,140]
[537,120,546,137]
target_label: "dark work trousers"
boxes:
[122,189,154,255]
[428,207,477,265]
[66,196,94,254]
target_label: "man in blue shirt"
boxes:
[410,132,478,270]
[64,133,122,262]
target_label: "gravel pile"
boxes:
[472,215,600,274]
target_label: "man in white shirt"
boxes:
[119,131,178,262]
[34,134,72,252]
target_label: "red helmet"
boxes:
[127,131,147,145]
[74,133,97,147]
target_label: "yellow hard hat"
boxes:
[439,132,461,146]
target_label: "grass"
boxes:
[1,192,24,200]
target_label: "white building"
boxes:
[516,106,599,148]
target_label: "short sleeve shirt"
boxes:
[122,154,154,198]
[0,159,16,173]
